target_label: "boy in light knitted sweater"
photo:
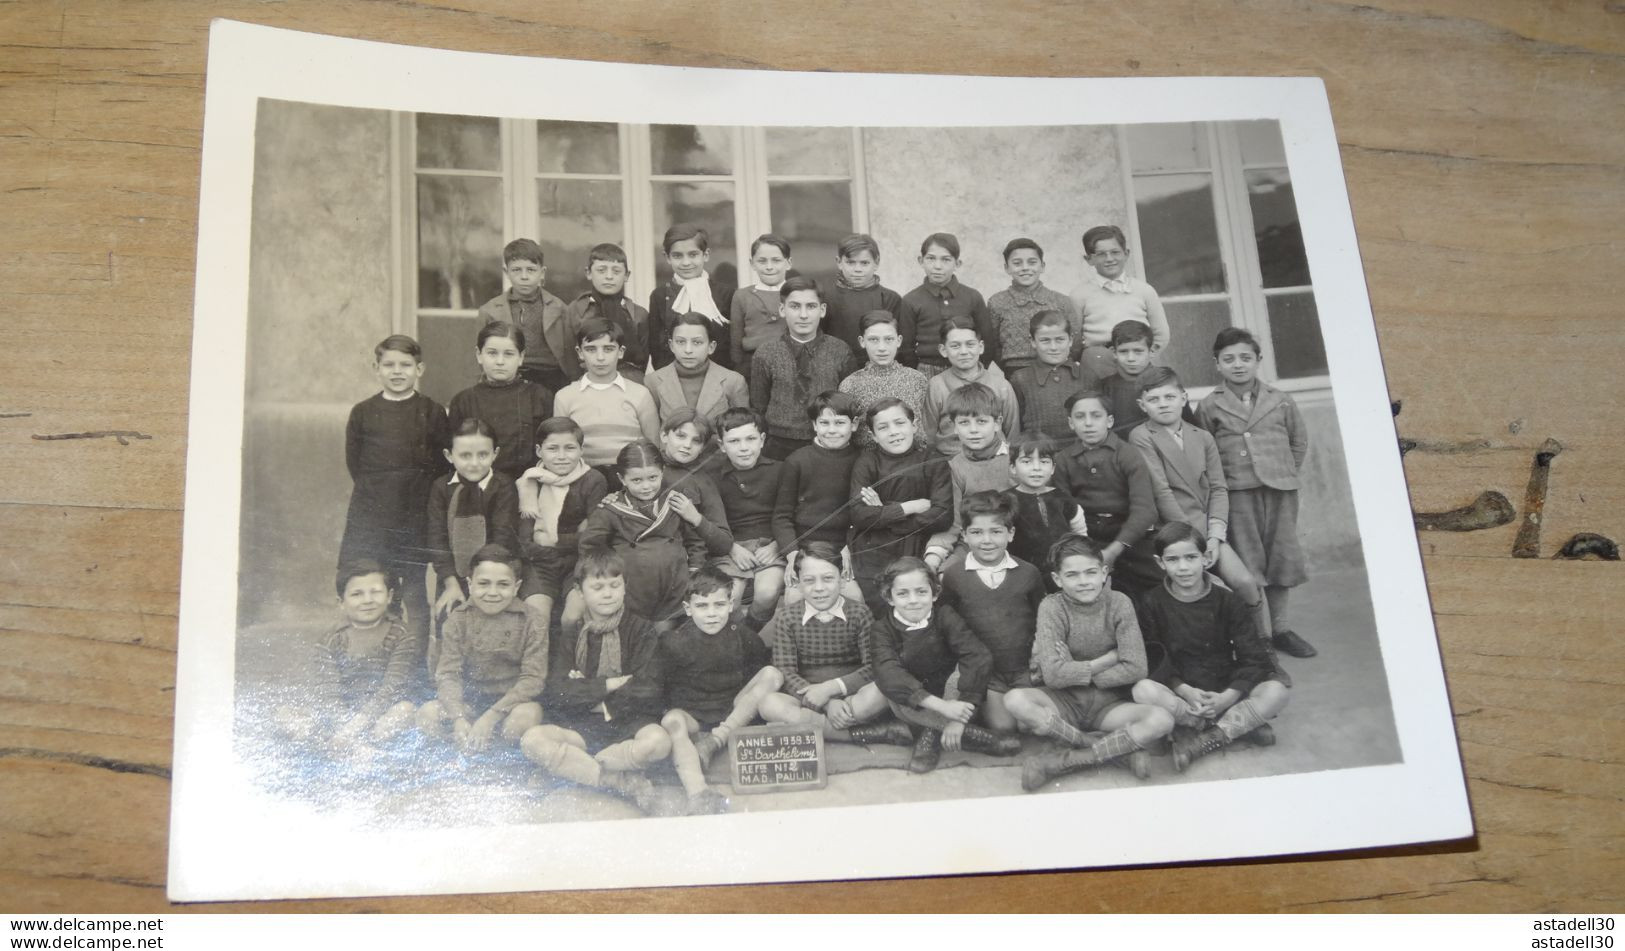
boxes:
[1005,535,1175,790]
[730,233,793,380]
[553,317,660,472]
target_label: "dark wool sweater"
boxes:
[870,605,993,709]
[938,552,1045,676]
[649,275,736,372]
[847,445,952,580]
[340,392,450,571]
[1137,581,1278,695]
[748,333,858,440]
[425,472,521,588]
[715,458,785,541]
[651,616,774,724]
[898,276,995,367]
[820,281,904,360]
[447,378,554,481]
[1006,487,1086,578]
[542,611,663,727]
[773,442,862,553]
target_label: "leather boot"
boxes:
[1172,726,1231,772]
[843,721,914,747]
[907,729,942,773]
[597,770,659,814]
[692,732,724,767]
[959,723,1022,757]
[1020,746,1100,792]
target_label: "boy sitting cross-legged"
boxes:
[416,544,547,755]
[936,491,1046,734]
[651,567,786,815]
[521,551,669,812]
[1131,522,1289,771]
[1009,534,1175,791]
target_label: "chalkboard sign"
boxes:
[727,722,827,795]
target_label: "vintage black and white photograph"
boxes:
[169,22,1469,900]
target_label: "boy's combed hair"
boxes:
[1002,237,1044,263]
[880,555,941,601]
[961,489,1017,530]
[1153,520,1206,556]
[587,242,628,268]
[451,416,499,446]
[503,238,545,267]
[661,405,714,441]
[1212,326,1262,357]
[1008,429,1058,461]
[1109,319,1154,349]
[717,406,765,438]
[779,274,824,303]
[534,415,584,446]
[575,316,624,348]
[1062,387,1107,415]
[334,558,394,599]
[615,439,664,474]
[576,549,626,582]
[686,566,733,602]
[798,540,844,573]
[374,334,422,361]
[669,311,716,341]
[469,543,522,576]
[806,389,860,422]
[1081,225,1128,256]
[478,320,527,353]
[837,233,881,262]
[944,381,1002,421]
[750,233,791,258]
[920,232,961,259]
[662,224,708,254]
[865,396,914,429]
[1028,309,1070,337]
[1136,365,1184,395]
[859,309,898,335]
[942,315,981,340]
[1048,533,1105,574]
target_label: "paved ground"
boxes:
[233,563,1401,826]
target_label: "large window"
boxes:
[401,116,865,403]
[1122,121,1327,390]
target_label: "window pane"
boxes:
[651,124,734,175]
[1134,173,1226,296]
[1267,292,1328,379]
[651,181,738,288]
[537,179,625,302]
[537,120,620,174]
[416,314,482,407]
[1247,169,1311,288]
[416,175,503,310]
[415,113,500,170]
[1158,299,1230,388]
[1125,122,1208,172]
[765,127,852,176]
[768,182,852,291]
[1237,120,1287,166]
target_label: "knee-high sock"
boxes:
[1265,586,1290,630]
[595,738,649,772]
[1216,699,1267,742]
[530,736,602,786]
[1039,711,1090,747]
[1090,728,1142,762]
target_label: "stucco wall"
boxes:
[241,99,395,624]
[1294,397,1364,571]
[861,125,1129,304]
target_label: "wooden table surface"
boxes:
[2,0,1621,913]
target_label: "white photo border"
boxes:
[171,20,1471,901]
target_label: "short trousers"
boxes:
[712,537,786,580]
[561,713,659,751]
[522,547,577,601]
[1226,487,1308,588]
[985,668,1034,694]
[1041,684,1128,731]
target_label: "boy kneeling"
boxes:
[521,552,670,812]
[1131,522,1288,771]
[652,567,785,815]
[416,545,546,753]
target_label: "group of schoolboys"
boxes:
[293,221,1314,815]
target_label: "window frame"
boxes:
[1117,121,1330,399]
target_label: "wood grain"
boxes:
[2,0,1621,912]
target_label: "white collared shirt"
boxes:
[1093,271,1133,295]
[802,600,848,625]
[448,470,495,491]
[964,552,1019,590]
[893,611,931,632]
[578,374,628,392]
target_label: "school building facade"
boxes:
[242,99,1356,622]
